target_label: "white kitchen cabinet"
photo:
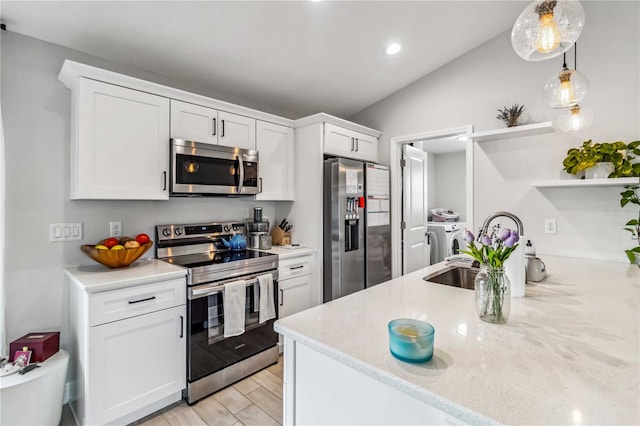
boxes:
[324,123,379,163]
[256,121,294,200]
[170,100,256,150]
[74,78,170,200]
[66,265,186,426]
[278,254,315,319]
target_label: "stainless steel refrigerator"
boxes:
[323,158,391,302]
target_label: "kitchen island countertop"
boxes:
[275,256,639,425]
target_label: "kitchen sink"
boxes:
[423,265,479,290]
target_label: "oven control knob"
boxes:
[223,225,231,232]
[162,228,172,237]
[174,228,183,236]
[232,224,239,231]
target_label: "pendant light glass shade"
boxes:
[555,105,593,131]
[511,0,585,62]
[543,66,589,108]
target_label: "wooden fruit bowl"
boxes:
[80,242,153,268]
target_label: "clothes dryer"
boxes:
[427,222,467,265]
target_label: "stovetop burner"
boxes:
[164,249,275,269]
[155,221,278,286]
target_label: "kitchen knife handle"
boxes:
[162,171,167,191]
[212,118,217,136]
[180,315,184,338]
[221,120,225,137]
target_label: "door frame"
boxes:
[390,125,474,278]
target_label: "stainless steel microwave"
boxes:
[170,139,260,196]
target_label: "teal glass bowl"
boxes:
[388,319,435,363]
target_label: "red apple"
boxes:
[102,237,119,249]
[135,233,150,244]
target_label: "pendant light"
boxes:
[543,45,589,108]
[555,104,594,131]
[511,0,585,62]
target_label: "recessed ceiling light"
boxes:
[385,43,402,56]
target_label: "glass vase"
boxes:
[475,265,511,324]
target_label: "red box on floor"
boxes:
[9,332,60,362]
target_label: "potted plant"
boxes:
[620,185,640,265]
[496,104,526,128]
[562,140,640,179]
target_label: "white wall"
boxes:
[432,152,466,221]
[0,32,282,348]
[351,2,639,263]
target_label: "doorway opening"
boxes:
[390,126,474,277]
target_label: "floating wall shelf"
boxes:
[469,121,554,142]
[531,177,640,188]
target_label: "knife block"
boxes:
[271,227,291,245]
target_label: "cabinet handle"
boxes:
[180,315,184,338]
[128,296,156,304]
[212,118,217,136]
[355,138,359,152]
[162,171,167,191]
[350,137,355,152]
[280,289,284,306]
[221,120,225,137]
[290,265,304,270]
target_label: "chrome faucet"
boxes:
[480,211,524,236]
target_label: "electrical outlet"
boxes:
[544,219,557,234]
[110,221,122,237]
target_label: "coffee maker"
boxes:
[247,207,270,249]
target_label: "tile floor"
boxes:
[60,357,283,426]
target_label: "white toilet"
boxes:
[0,349,69,426]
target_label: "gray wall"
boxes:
[0,32,282,346]
[351,1,639,262]
[433,152,466,222]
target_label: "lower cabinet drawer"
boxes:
[88,278,185,326]
[279,255,315,281]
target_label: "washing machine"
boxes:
[427,222,467,265]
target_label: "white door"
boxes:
[77,78,169,200]
[218,111,256,150]
[324,123,355,158]
[279,274,313,319]
[88,305,185,425]
[170,100,218,145]
[402,145,429,274]
[256,121,294,200]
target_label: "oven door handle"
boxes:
[190,278,260,298]
[237,153,244,194]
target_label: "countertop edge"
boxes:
[274,321,497,425]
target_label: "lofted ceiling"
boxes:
[0,1,527,120]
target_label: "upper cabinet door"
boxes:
[324,123,355,158]
[170,100,217,145]
[353,133,378,163]
[256,121,294,200]
[75,78,169,200]
[324,123,379,162]
[218,111,256,150]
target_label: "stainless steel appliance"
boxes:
[323,158,391,302]
[246,207,270,249]
[170,139,260,196]
[156,221,279,404]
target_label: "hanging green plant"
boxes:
[562,140,640,177]
[620,185,640,265]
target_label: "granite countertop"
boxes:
[65,259,187,293]
[275,256,640,425]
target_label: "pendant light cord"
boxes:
[562,52,567,69]
[574,43,578,71]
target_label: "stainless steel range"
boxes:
[156,221,279,404]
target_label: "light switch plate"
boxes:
[50,223,82,242]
